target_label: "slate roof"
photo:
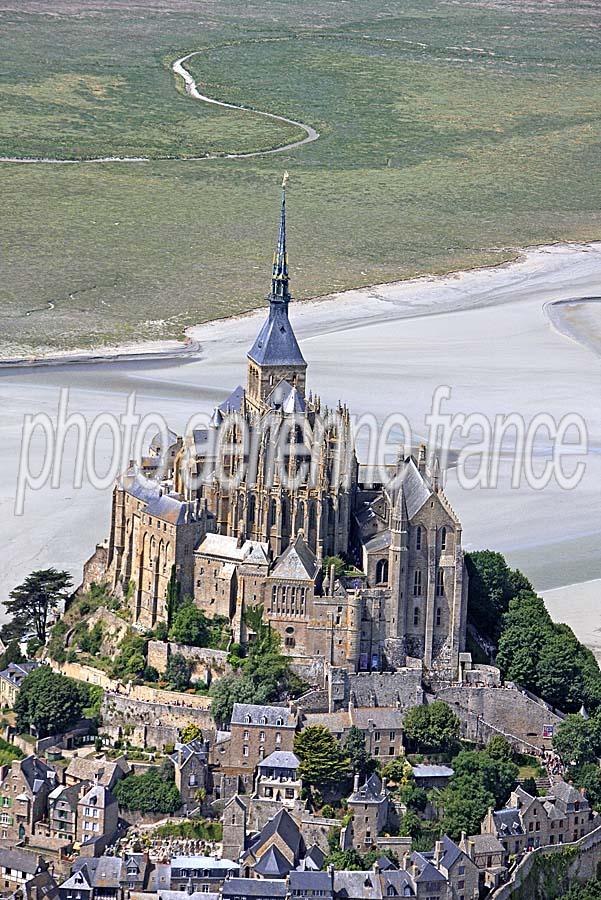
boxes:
[351,708,402,730]
[270,534,319,581]
[79,783,117,810]
[493,808,524,835]
[410,853,447,883]
[0,661,39,688]
[380,870,416,894]
[438,835,462,870]
[332,871,381,898]
[169,740,208,768]
[219,385,245,414]
[349,773,385,804]
[289,870,332,892]
[222,878,287,899]
[66,756,128,787]
[394,458,432,520]
[231,704,295,727]
[20,756,56,795]
[254,845,292,878]
[467,833,506,855]
[300,844,326,872]
[251,808,301,859]
[72,857,123,889]
[170,856,238,872]
[149,429,178,452]
[247,302,306,369]
[0,848,44,875]
[259,750,300,770]
[196,534,270,566]
[413,764,454,779]
[550,780,583,806]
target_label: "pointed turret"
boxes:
[271,171,290,308]
[247,175,307,407]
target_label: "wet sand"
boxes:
[0,240,599,643]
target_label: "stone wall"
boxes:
[147,640,229,685]
[434,685,563,752]
[100,691,214,750]
[82,542,109,592]
[491,824,601,900]
[328,668,424,713]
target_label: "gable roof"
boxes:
[259,750,299,770]
[251,808,301,859]
[253,845,292,878]
[231,704,295,728]
[219,385,245,414]
[349,773,385,804]
[270,534,319,581]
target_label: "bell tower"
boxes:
[247,174,307,409]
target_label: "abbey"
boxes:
[97,184,468,682]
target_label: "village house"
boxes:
[0,662,39,709]
[169,740,209,816]
[76,784,119,854]
[0,757,57,842]
[0,849,49,893]
[64,756,129,791]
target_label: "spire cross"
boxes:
[271,173,290,306]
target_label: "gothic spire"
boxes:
[270,172,290,307]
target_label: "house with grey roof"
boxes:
[255,751,302,807]
[346,774,389,850]
[169,740,209,815]
[0,662,39,708]
[480,777,600,861]
[169,856,238,892]
[215,704,297,778]
[241,808,303,879]
[0,849,48,893]
[65,755,129,791]
[0,755,57,843]
[76,783,118,856]
[222,878,287,900]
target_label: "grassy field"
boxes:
[1,0,601,356]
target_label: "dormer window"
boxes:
[260,716,267,725]
[244,715,251,724]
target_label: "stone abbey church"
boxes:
[96,186,468,681]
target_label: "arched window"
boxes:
[260,716,267,725]
[413,606,420,626]
[435,607,442,627]
[436,568,445,597]
[244,715,251,724]
[248,494,256,524]
[441,526,447,551]
[376,559,389,584]
[416,526,422,550]
[269,498,277,529]
[276,718,283,727]
[413,569,422,596]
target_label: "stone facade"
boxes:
[93,186,469,681]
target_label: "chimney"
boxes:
[418,443,427,474]
[178,747,183,768]
[329,564,336,595]
[434,840,443,867]
[353,773,360,793]
[401,851,409,871]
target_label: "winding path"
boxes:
[0,50,319,164]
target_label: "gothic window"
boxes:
[376,559,389,584]
[413,570,422,596]
[309,503,317,529]
[436,568,444,597]
[248,494,256,523]
[413,607,420,626]
[441,526,447,551]
[416,526,422,550]
[435,607,442,627]
[269,498,277,529]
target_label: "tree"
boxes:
[2,569,73,645]
[572,764,601,810]
[553,715,598,768]
[169,603,209,648]
[486,735,514,762]
[294,725,350,791]
[403,701,460,754]
[0,640,24,671]
[210,615,306,726]
[451,750,518,807]
[114,769,181,814]
[441,778,496,840]
[466,551,532,643]
[14,666,88,737]
[323,849,365,871]
[180,723,203,744]
[343,726,370,777]
[381,756,413,786]
[166,567,180,628]
[165,653,191,691]
[112,632,148,680]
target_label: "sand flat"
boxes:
[0,240,599,644]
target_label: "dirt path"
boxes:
[0,50,319,164]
